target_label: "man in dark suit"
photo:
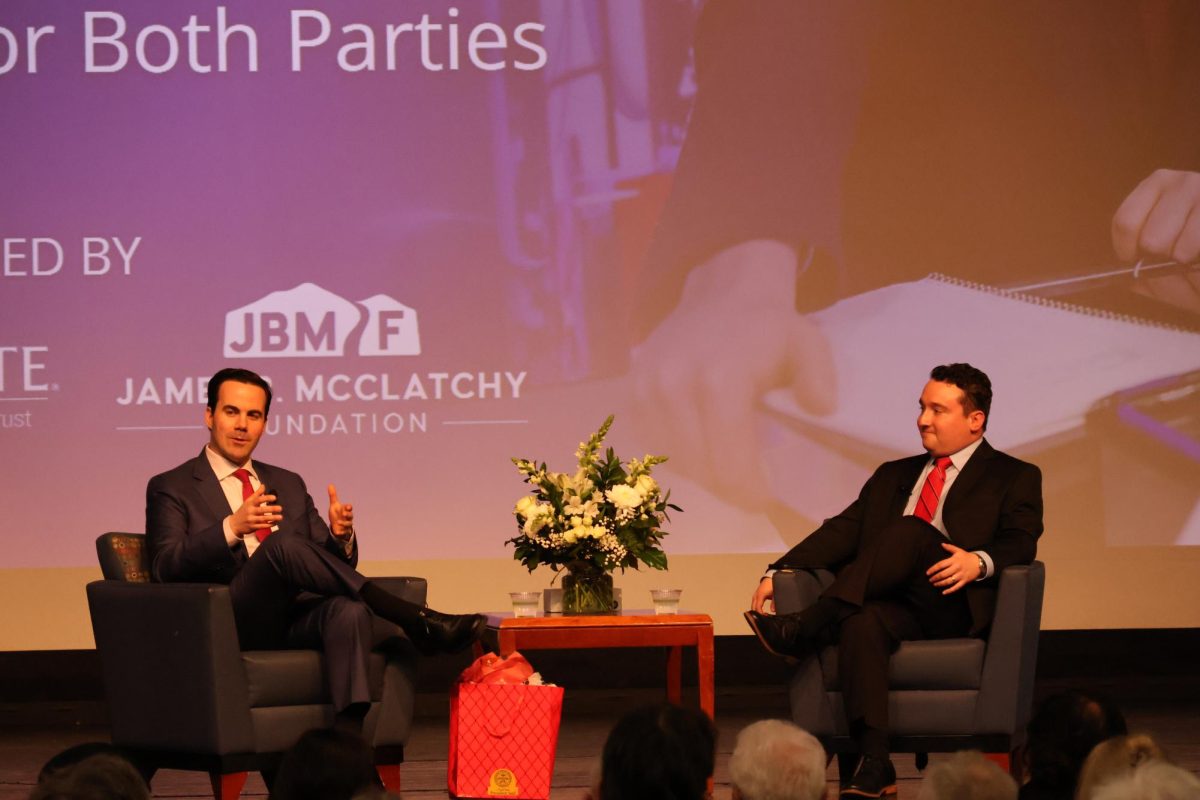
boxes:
[745,363,1043,799]
[147,367,487,728]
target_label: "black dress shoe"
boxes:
[743,610,817,659]
[411,609,488,654]
[840,756,897,799]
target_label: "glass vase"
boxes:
[561,562,616,615]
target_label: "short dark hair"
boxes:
[930,363,992,430]
[1023,690,1127,795]
[31,753,150,800]
[599,703,716,800]
[207,368,272,417]
[271,728,381,800]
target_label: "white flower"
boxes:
[521,502,554,537]
[634,474,658,499]
[607,483,643,509]
[523,514,548,537]
[514,495,539,517]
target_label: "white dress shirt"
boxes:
[205,445,268,556]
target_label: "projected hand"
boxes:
[328,484,354,539]
[230,485,282,538]
[1113,169,1200,264]
[632,240,835,510]
[1112,169,1200,314]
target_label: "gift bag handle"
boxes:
[484,687,527,738]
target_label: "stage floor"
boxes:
[2,689,1197,799]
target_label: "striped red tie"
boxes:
[914,457,953,523]
[233,468,272,542]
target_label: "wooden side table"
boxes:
[478,611,715,718]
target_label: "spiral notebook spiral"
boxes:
[763,273,1200,455]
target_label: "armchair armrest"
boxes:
[974,561,1045,733]
[86,580,255,754]
[367,577,428,607]
[772,569,835,615]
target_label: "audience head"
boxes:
[917,750,1017,800]
[598,703,716,800]
[1090,761,1200,800]
[728,719,826,800]
[37,743,133,784]
[1076,734,1167,800]
[270,728,382,800]
[30,752,150,800]
[1022,690,1127,796]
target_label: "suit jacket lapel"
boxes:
[190,448,249,562]
[889,456,927,518]
[942,438,994,515]
[191,449,234,523]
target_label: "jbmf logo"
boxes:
[224,283,420,358]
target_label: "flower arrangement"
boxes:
[507,416,679,576]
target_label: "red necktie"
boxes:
[233,468,272,542]
[914,456,953,523]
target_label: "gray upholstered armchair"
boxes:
[86,532,423,800]
[775,561,1045,779]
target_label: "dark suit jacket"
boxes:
[770,439,1042,633]
[146,449,357,585]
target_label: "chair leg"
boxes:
[1008,748,1025,783]
[377,764,401,793]
[915,752,929,772]
[838,753,858,786]
[209,771,248,800]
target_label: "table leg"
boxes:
[666,645,682,704]
[499,629,518,656]
[697,628,715,718]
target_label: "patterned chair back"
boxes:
[96,533,150,582]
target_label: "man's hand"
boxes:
[328,484,354,539]
[751,576,775,614]
[926,542,981,595]
[1113,169,1200,265]
[631,240,835,510]
[229,484,282,539]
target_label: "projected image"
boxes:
[1,0,1198,572]
[627,1,1200,549]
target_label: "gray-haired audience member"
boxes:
[728,719,827,800]
[29,753,151,800]
[1075,734,1166,800]
[1089,761,1200,800]
[917,751,1017,800]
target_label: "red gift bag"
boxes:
[448,653,564,799]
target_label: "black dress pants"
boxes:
[228,534,374,711]
[821,517,972,741]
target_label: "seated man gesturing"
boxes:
[147,367,487,729]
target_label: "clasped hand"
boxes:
[231,485,282,538]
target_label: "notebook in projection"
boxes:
[757,273,1200,527]
[764,273,1200,453]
